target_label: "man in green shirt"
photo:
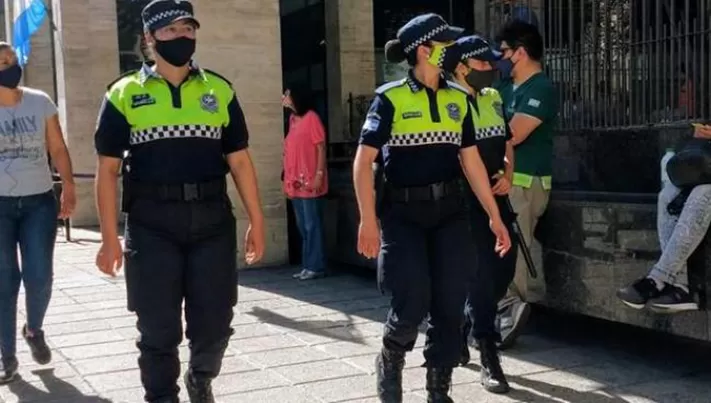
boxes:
[494,20,558,349]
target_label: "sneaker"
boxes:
[498,301,530,350]
[648,285,699,313]
[617,278,663,309]
[292,269,308,279]
[0,356,18,385]
[184,370,215,403]
[297,269,325,281]
[23,325,51,365]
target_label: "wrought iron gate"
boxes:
[476,0,711,130]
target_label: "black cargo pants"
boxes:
[123,195,237,402]
[463,195,517,342]
[378,186,474,368]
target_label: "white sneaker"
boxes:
[292,269,308,279]
[298,269,325,281]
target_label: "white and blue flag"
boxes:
[12,0,48,66]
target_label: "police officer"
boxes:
[445,36,517,394]
[93,1,266,402]
[352,14,511,403]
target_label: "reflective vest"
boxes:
[471,88,507,146]
[107,67,233,148]
[377,79,470,148]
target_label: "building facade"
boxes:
[4,0,711,340]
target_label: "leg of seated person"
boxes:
[646,184,711,312]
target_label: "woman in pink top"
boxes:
[282,85,328,280]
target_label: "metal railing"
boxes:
[478,0,711,131]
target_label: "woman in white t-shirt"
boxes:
[0,42,75,384]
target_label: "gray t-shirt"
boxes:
[0,87,58,197]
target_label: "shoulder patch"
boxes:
[106,69,139,90]
[375,78,407,94]
[203,68,233,87]
[446,80,469,94]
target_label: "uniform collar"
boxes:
[138,60,207,85]
[406,69,449,92]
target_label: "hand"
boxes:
[491,173,512,195]
[489,218,512,257]
[58,182,76,219]
[693,124,711,139]
[357,218,380,259]
[309,173,323,192]
[244,221,265,265]
[96,237,123,277]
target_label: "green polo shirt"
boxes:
[496,72,557,189]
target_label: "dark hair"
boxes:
[495,20,544,61]
[285,83,315,116]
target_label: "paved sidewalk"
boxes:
[1,228,710,402]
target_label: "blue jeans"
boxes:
[291,197,325,273]
[0,191,57,359]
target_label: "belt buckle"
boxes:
[431,183,444,200]
[183,183,199,201]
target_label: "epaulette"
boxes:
[479,87,502,101]
[375,78,407,94]
[202,68,233,86]
[106,69,138,90]
[446,80,469,94]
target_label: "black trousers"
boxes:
[123,197,237,402]
[463,195,518,342]
[378,194,474,368]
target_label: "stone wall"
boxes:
[193,1,288,268]
[51,0,120,226]
[325,0,376,144]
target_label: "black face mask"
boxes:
[154,37,196,67]
[465,69,497,91]
[0,64,22,89]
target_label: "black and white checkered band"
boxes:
[403,25,448,53]
[130,125,222,145]
[144,9,192,29]
[475,126,506,140]
[462,47,489,60]
[387,131,462,147]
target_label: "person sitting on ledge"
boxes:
[617,123,711,314]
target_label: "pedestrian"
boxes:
[93,1,266,402]
[494,20,558,349]
[617,123,711,313]
[352,14,511,402]
[444,35,517,394]
[0,42,76,383]
[281,84,328,280]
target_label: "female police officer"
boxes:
[446,35,518,394]
[353,14,511,403]
[93,1,265,402]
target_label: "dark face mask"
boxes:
[465,69,497,91]
[154,37,196,67]
[0,64,22,89]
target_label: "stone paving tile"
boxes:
[0,228,708,403]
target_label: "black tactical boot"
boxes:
[478,338,510,394]
[425,367,453,403]
[375,347,405,402]
[184,370,215,403]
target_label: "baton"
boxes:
[505,197,538,279]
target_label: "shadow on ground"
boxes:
[6,369,111,402]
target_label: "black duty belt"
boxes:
[129,178,227,202]
[385,180,462,202]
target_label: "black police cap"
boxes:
[453,35,503,63]
[397,14,464,55]
[142,0,200,31]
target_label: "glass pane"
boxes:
[116,0,152,73]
